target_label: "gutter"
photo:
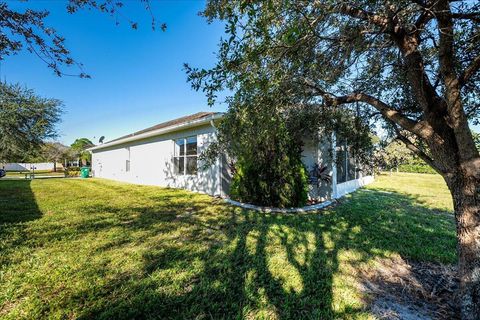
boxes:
[87,113,224,152]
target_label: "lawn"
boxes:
[3,171,65,179]
[0,173,456,319]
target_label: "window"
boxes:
[336,138,358,183]
[336,140,347,183]
[347,149,356,181]
[125,147,131,172]
[174,136,197,175]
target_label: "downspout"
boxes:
[89,150,94,177]
[332,132,338,199]
[210,118,222,197]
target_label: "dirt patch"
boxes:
[359,256,459,319]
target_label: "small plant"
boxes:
[309,163,332,187]
[64,168,81,177]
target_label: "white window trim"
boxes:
[174,136,198,176]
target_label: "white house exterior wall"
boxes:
[91,124,223,196]
[90,119,373,201]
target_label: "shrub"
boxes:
[230,156,309,208]
[65,168,80,177]
[375,140,438,174]
[217,105,309,208]
[398,164,437,174]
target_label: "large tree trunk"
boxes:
[445,170,480,320]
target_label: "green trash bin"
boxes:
[80,167,90,178]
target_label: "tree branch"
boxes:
[336,4,390,30]
[301,78,438,141]
[459,54,480,86]
[450,11,480,22]
[435,1,458,84]
[414,9,434,31]
[411,0,428,8]
[393,126,443,174]
[435,0,479,161]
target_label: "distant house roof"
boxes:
[88,111,223,151]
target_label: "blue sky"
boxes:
[2,1,478,146]
[3,0,227,145]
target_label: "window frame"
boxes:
[174,136,198,176]
[336,139,358,184]
[125,147,131,172]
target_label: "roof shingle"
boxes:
[106,112,220,144]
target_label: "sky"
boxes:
[2,1,478,146]
[3,0,227,145]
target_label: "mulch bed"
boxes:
[359,256,459,319]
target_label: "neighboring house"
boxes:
[88,112,373,202]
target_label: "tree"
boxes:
[208,100,309,208]
[473,131,480,151]
[41,142,69,172]
[70,138,94,166]
[0,82,62,162]
[187,1,480,318]
[374,138,436,173]
[374,140,411,171]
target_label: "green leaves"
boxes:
[0,82,62,162]
[207,99,309,208]
[191,0,479,163]
[70,138,95,165]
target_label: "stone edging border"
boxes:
[224,198,334,213]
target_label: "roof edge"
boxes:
[88,112,223,152]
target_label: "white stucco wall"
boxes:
[91,123,373,201]
[91,124,223,196]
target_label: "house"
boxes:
[88,112,373,202]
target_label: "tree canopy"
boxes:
[188,1,480,318]
[41,142,69,171]
[0,82,62,162]
[70,138,94,166]
[473,131,480,151]
[188,1,479,169]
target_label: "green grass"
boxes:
[3,171,65,179]
[0,173,456,319]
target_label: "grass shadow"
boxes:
[0,179,457,319]
[0,180,42,224]
[74,190,455,319]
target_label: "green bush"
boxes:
[221,106,309,208]
[65,168,80,177]
[230,156,308,208]
[398,164,437,174]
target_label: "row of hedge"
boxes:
[64,169,81,177]
[397,164,437,174]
